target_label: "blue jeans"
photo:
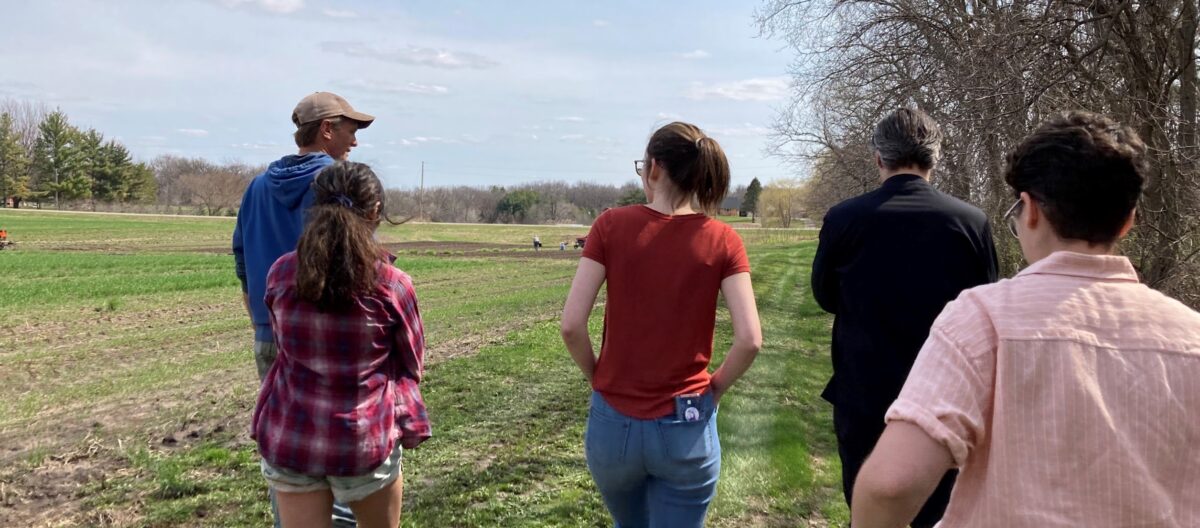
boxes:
[585,391,721,528]
[255,340,357,528]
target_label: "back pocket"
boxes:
[658,418,714,464]
[585,408,630,466]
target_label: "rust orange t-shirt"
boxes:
[582,205,751,419]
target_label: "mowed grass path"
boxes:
[0,209,839,527]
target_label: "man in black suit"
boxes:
[812,108,998,527]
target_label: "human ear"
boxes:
[1021,191,1040,231]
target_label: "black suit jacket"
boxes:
[812,174,998,417]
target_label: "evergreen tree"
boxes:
[494,189,540,223]
[742,177,762,222]
[125,162,157,204]
[95,140,134,202]
[31,111,86,206]
[616,186,646,206]
[0,113,30,207]
[78,128,106,207]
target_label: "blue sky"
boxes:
[1,0,795,190]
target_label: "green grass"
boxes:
[1,209,843,527]
[709,243,847,525]
[0,251,238,312]
[86,444,270,526]
[72,242,842,527]
[0,208,235,251]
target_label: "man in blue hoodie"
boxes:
[232,91,374,528]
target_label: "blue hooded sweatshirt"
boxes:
[233,153,334,342]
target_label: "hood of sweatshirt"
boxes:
[266,153,334,209]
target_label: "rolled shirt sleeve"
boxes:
[885,293,997,467]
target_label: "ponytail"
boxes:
[295,161,387,312]
[645,122,731,214]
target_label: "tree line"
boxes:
[1,100,775,224]
[757,0,1200,308]
[0,100,156,208]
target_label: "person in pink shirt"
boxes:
[851,111,1200,527]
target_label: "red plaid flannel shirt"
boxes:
[252,251,430,477]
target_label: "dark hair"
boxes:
[293,117,342,148]
[296,161,389,311]
[871,108,942,171]
[1004,111,1146,244]
[645,122,730,214]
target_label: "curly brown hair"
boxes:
[1004,111,1147,244]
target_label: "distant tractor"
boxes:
[573,236,587,249]
[0,228,11,250]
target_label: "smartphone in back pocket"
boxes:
[674,392,704,422]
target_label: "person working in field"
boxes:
[852,111,1200,527]
[561,121,763,527]
[253,161,430,528]
[811,108,998,528]
[232,91,375,527]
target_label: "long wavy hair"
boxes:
[295,161,394,311]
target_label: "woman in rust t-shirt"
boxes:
[561,121,763,527]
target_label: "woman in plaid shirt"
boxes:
[252,161,430,527]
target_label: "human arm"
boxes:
[854,295,996,526]
[851,421,955,528]
[709,272,762,402]
[233,193,251,319]
[811,210,841,313]
[393,273,426,381]
[560,257,605,383]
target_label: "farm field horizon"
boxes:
[0,208,842,527]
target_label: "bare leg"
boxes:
[347,473,404,528]
[275,488,335,528]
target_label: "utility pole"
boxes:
[419,161,425,221]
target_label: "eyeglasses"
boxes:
[634,159,645,177]
[1003,198,1023,238]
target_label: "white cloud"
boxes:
[593,19,609,27]
[708,123,772,138]
[392,136,458,147]
[217,0,303,14]
[322,8,357,18]
[232,141,281,150]
[321,41,498,69]
[176,128,210,137]
[558,134,619,146]
[679,49,711,60]
[337,79,450,95]
[686,77,790,102]
[555,116,585,122]
[656,112,683,121]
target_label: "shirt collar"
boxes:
[1016,251,1139,282]
[881,173,927,189]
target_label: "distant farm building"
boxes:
[719,195,742,216]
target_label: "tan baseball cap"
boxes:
[291,92,375,128]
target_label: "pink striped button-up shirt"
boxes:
[887,251,1200,527]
